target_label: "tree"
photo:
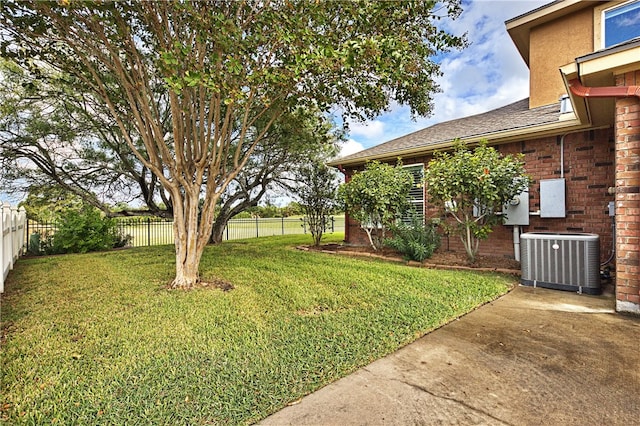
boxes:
[1,1,465,288]
[424,140,530,263]
[19,185,85,222]
[0,59,340,224]
[209,107,341,243]
[0,59,173,218]
[340,161,414,250]
[291,160,340,246]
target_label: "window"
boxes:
[402,164,425,223]
[603,1,640,48]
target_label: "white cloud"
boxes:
[338,139,366,158]
[347,119,385,139]
[351,0,548,150]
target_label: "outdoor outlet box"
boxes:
[503,189,529,225]
[540,178,566,218]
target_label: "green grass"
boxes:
[1,233,515,425]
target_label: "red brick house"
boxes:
[330,0,640,314]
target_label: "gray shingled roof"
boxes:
[334,98,562,164]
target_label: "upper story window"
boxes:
[603,0,640,48]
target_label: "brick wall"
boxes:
[614,71,640,314]
[344,129,616,263]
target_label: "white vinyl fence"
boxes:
[1,203,26,293]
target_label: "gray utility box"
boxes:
[503,189,529,225]
[520,232,601,295]
[540,178,566,218]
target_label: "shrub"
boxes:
[424,140,529,263]
[27,230,56,256]
[47,207,130,254]
[339,160,413,251]
[385,213,441,262]
[233,211,252,219]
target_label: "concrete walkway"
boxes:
[259,285,640,425]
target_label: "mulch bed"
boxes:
[300,243,521,275]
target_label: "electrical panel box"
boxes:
[503,189,529,225]
[540,178,566,218]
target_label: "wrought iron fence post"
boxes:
[256,217,259,238]
[331,216,335,233]
[226,224,229,241]
[281,217,284,235]
[147,217,151,247]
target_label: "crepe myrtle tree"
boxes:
[424,140,530,263]
[340,160,414,251]
[1,1,465,288]
[0,58,340,230]
[291,159,340,247]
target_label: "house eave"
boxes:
[577,42,640,79]
[506,0,589,67]
[329,118,592,168]
[560,42,640,127]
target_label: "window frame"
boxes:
[401,163,425,224]
[595,0,640,49]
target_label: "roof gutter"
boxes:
[568,78,640,99]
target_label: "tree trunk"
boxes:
[210,216,226,244]
[169,189,211,289]
[172,240,202,289]
[462,213,477,264]
[306,209,323,246]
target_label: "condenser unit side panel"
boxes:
[520,233,601,295]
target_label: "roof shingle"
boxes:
[335,98,561,164]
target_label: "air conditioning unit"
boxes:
[520,232,601,295]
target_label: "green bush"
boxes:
[46,207,130,254]
[386,213,441,262]
[340,160,413,251]
[233,211,253,219]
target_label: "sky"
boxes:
[338,0,549,158]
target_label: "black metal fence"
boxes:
[25,216,345,249]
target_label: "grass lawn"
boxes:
[1,233,516,425]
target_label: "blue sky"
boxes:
[338,0,549,158]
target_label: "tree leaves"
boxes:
[424,140,530,262]
[340,161,414,250]
[291,160,339,246]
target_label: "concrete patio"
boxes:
[260,285,640,425]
